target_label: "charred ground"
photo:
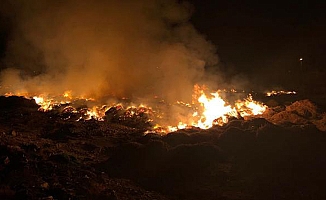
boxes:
[0,95,326,200]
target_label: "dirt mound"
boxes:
[1,96,326,199]
[264,99,326,131]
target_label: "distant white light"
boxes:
[299,58,303,61]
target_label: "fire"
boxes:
[32,93,71,111]
[194,91,237,128]
[33,95,56,111]
[82,105,108,121]
[193,86,266,128]
[63,90,72,99]
[164,85,267,131]
[33,96,44,105]
[266,90,297,96]
[235,94,267,117]
[167,122,188,132]
[3,84,268,133]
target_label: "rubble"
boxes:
[0,96,326,199]
[264,99,326,131]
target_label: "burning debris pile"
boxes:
[0,0,326,199]
[0,94,326,199]
[4,85,326,133]
[3,84,268,133]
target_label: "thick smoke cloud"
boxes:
[0,0,218,103]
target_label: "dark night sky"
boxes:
[188,0,326,89]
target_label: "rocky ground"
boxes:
[1,95,326,199]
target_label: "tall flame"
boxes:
[162,85,267,132]
[194,91,237,129]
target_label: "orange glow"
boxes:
[194,91,237,128]
[266,90,297,96]
[3,84,267,133]
[63,90,73,98]
[163,85,267,131]
[235,94,267,117]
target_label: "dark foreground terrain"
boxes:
[0,95,326,200]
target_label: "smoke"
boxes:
[0,0,218,103]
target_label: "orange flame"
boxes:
[194,91,237,128]
[3,85,267,133]
[266,90,296,96]
[164,85,267,131]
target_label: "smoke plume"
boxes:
[0,0,218,103]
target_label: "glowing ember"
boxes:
[266,90,297,96]
[235,94,267,117]
[63,90,73,99]
[81,105,109,121]
[167,122,189,132]
[3,84,268,133]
